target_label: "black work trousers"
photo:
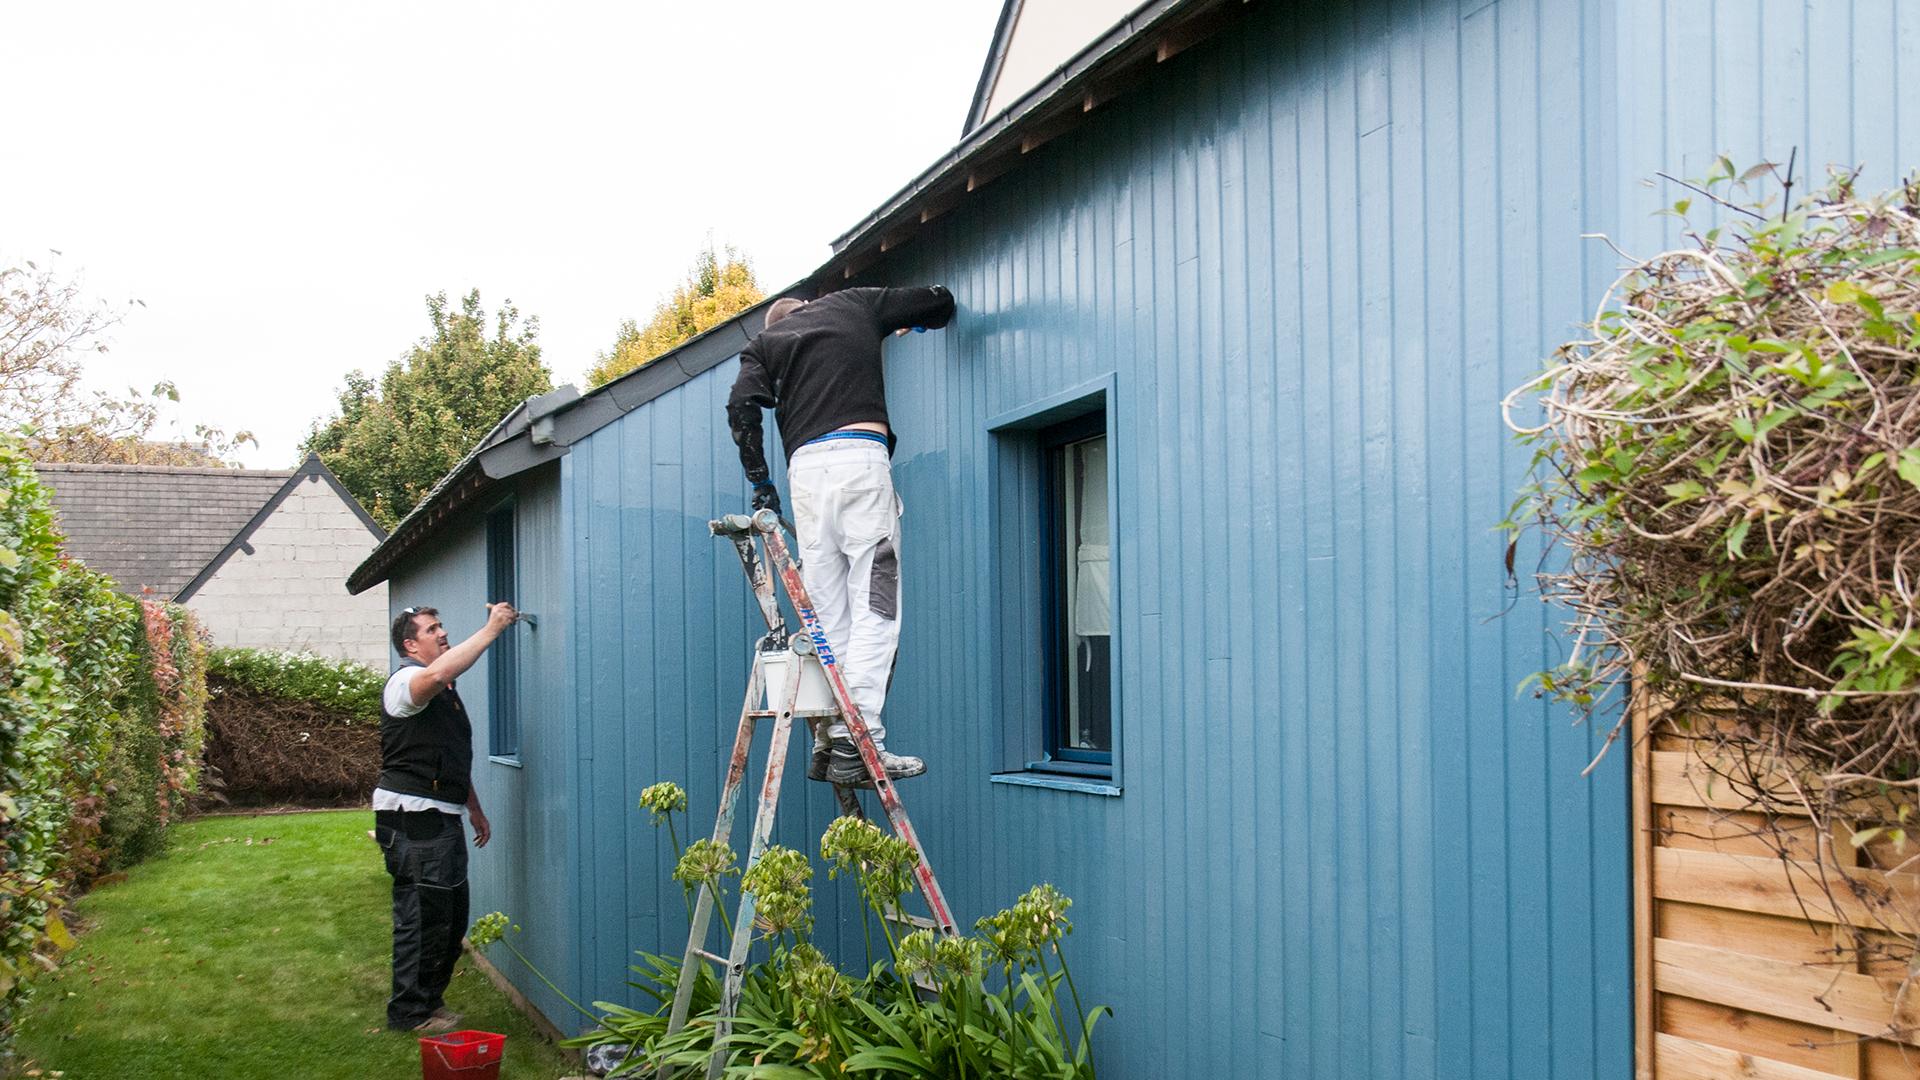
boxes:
[375,808,469,1029]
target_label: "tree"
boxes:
[304,290,552,529]
[585,243,765,388]
[1,256,252,466]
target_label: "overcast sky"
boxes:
[6,1,1005,467]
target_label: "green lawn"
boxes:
[16,810,579,1080]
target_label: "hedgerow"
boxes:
[206,647,382,723]
[0,441,207,1061]
[201,648,382,806]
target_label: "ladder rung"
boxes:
[883,910,938,931]
[690,948,729,966]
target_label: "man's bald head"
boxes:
[765,297,806,328]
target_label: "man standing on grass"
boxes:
[727,285,955,788]
[374,602,516,1034]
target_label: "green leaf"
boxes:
[1898,448,1920,493]
[1752,408,1793,441]
[1849,827,1885,849]
[44,913,75,951]
[0,548,18,571]
[1855,247,1920,267]
[1825,280,1868,305]
[1725,518,1752,559]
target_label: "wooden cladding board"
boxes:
[1637,723,1920,1079]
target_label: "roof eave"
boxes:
[347,0,1251,595]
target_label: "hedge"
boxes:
[203,647,382,805]
[0,442,206,1061]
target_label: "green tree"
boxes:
[304,290,551,529]
[585,243,764,388]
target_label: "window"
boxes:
[1041,414,1112,767]
[985,376,1119,792]
[485,503,520,759]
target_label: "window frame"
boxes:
[484,499,521,762]
[1038,411,1113,771]
[984,375,1121,793]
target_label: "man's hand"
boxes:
[752,483,783,517]
[485,602,519,632]
[470,806,491,848]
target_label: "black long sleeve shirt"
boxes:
[727,285,955,486]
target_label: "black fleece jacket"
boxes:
[727,285,955,486]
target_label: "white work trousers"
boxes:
[787,438,902,749]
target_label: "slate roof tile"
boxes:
[33,463,295,598]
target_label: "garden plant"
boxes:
[1504,162,1920,990]
[472,780,1106,1078]
[0,442,208,1062]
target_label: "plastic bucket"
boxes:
[420,1029,505,1080]
[761,642,833,713]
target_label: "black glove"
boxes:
[752,483,782,517]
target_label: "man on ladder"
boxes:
[725,284,955,788]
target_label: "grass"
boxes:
[15,810,579,1079]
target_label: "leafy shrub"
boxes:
[206,647,383,723]
[0,441,73,1057]
[199,648,381,806]
[1505,167,1920,985]
[47,561,144,886]
[0,442,210,1060]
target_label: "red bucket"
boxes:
[420,1029,506,1080]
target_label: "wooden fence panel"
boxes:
[1636,709,1920,1079]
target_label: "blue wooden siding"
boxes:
[517,2,1920,1078]
[387,465,579,1029]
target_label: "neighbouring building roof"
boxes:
[347,0,1245,595]
[37,454,383,600]
[962,0,1146,135]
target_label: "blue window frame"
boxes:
[1039,413,1113,771]
[485,502,520,759]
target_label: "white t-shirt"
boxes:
[371,667,466,817]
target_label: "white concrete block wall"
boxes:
[187,476,389,667]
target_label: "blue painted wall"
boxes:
[467,1,1920,1076]
[387,464,580,1031]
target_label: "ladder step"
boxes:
[690,948,729,967]
[882,909,938,931]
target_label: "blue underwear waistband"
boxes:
[802,430,889,448]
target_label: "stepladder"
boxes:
[659,508,957,1079]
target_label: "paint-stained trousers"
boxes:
[788,438,903,748]
[375,808,468,1028]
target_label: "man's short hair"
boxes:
[765,297,806,327]
[390,606,438,656]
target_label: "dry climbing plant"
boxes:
[1504,162,1920,1023]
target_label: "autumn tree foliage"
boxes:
[303,290,552,529]
[585,244,765,388]
[0,256,250,466]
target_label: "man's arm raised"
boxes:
[407,602,518,704]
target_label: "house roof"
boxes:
[39,454,383,600]
[963,0,1026,136]
[347,0,1248,596]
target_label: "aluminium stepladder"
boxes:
[659,509,959,1079]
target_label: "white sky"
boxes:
[5,1,1005,467]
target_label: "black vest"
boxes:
[377,660,474,806]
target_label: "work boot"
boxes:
[430,1007,463,1026]
[405,1013,459,1034]
[825,746,925,788]
[806,744,831,783]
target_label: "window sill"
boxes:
[990,772,1120,797]
[488,755,523,769]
